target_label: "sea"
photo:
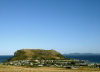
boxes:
[0,55,13,63]
[0,55,100,63]
[64,54,100,63]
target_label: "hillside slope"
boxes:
[8,49,66,61]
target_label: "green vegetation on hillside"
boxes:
[8,49,66,61]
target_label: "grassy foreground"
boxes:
[0,64,100,72]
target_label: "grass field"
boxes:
[0,64,100,72]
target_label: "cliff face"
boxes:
[9,49,66,61]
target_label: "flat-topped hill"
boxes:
[9,49,66,61]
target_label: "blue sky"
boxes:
[0,0,100,55]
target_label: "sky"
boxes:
[0,0,100,55]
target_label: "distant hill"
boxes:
[8,49,66,61]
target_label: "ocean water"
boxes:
[0,56,13,62]
[64,54,100,63]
